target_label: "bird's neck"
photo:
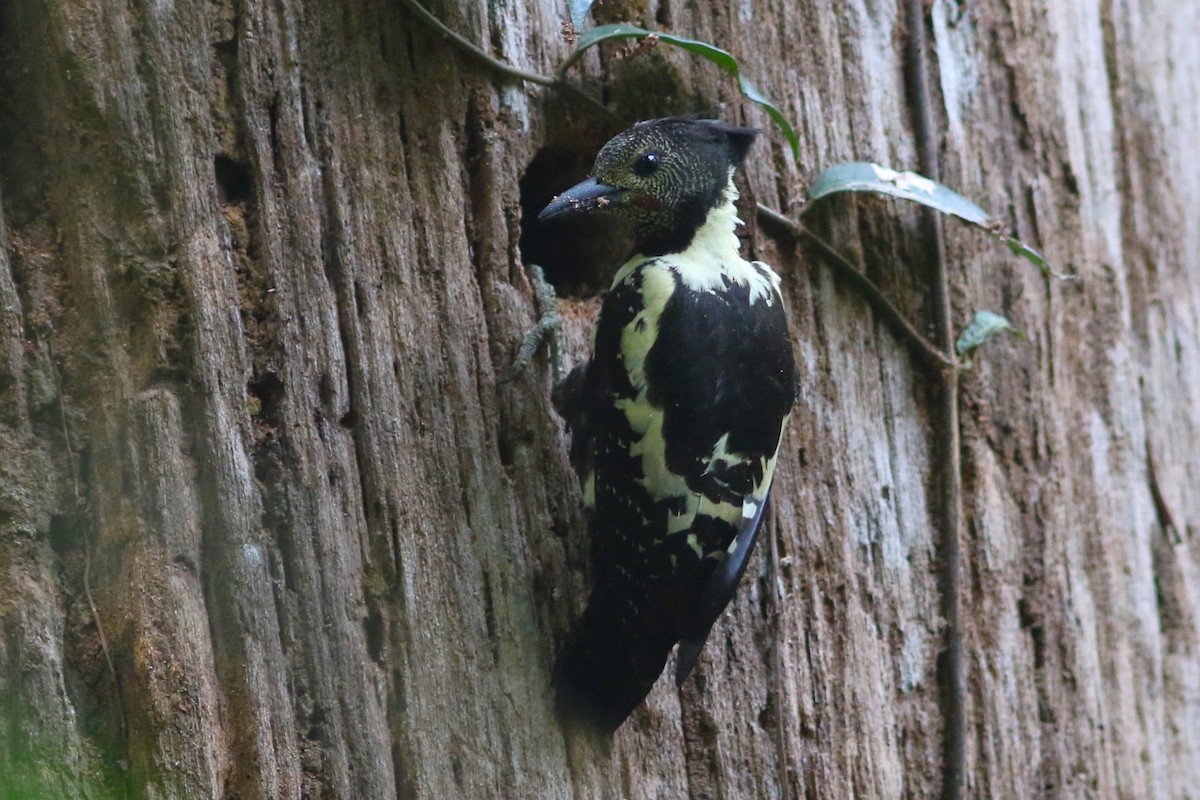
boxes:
[677,180,743,266]
[631,170,741,259]
[629,175,743,261]
[618,178,778,304]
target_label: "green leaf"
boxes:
[806,162,1070,279]
[568,0,595,30]
[955,310,1023,356]
[560,23,799,159]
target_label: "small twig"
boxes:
[397,0,555,86]
[502,264,564,384]
[756,203,954,371]
[43,336,130,758]
[397,0,625,126]
[82,527,123,726]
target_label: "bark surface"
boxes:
[0,0,1197,797]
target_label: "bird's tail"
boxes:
[553,593,677,734]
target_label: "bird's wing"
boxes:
[674,491,771,686]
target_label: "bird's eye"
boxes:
[634,152,661,177]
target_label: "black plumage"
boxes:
[540,118,796,733]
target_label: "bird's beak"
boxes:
[538,177,624,222]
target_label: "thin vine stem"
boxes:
[756,204,954,370]
[396,0,624,124]
[396,0,555,86]
[903,1,965,797]
[43,335,130,791]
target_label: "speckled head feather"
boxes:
[539,117,760,256]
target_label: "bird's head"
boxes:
[538,117,759,256]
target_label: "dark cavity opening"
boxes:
[214,154,253,205]
[247,371,285,424]
[518,142,633,298]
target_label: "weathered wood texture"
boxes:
[0,0,1197,797]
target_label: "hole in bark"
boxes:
[248,371,285,423]
[214,154,253,204]
[518,142,633,298]
[365,606,385,663]
[1030,624,1045,670]
[1062,160,1079,197]
[497,429,514,467]
[48,513,77,556]
[757,694,776,731]
[397,110,409,148]
[173,552,198,574]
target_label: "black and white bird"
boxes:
[539,117,795,733]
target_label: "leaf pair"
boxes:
[805,161,1063,360]
[559,22,799,160]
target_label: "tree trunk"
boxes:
[0,0,1197,797]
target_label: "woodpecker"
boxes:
[539,117,795,733]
